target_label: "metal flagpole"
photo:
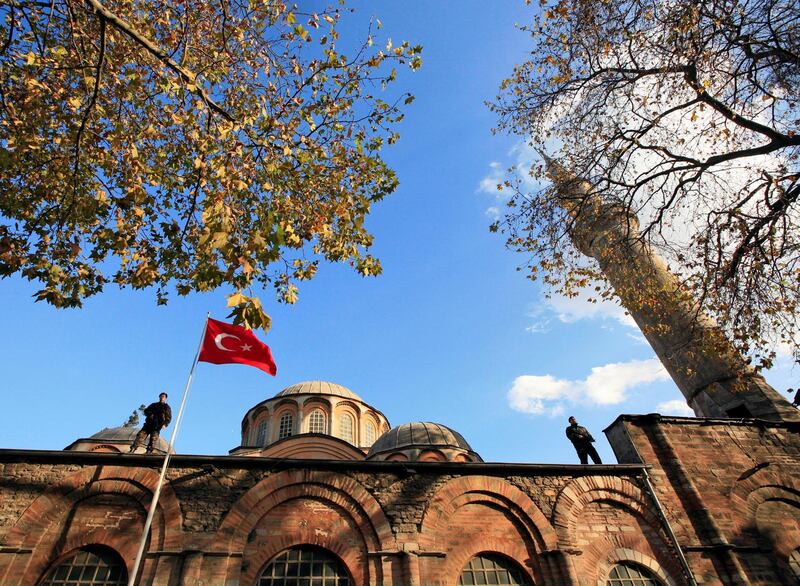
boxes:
[128,314,209,586]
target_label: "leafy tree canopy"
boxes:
[0,0,421,330]
[492,0,799,366]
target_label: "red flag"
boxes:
[198,318,277,376]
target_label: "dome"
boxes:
[65,426,170,453]
[274,380,363,402]
[367,422,481,462]
[233,380,390,459]
[89,427,143,441]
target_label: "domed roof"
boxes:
[85,426,170,452]
[90,426,141,441]
[368,422,474,456]
[274,380,363,402]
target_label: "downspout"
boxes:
[645,422,750,584]
[620,423,698,586]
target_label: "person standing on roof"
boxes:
[566,416,602,464]
[129,392,172,453]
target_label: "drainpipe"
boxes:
[642,420,750,583]
[620,423,698,586]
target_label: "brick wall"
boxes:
[0,449,743,585]
[606,415,800,585]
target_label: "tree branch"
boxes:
[84,0,236,122]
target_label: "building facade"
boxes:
[0,380,799,585]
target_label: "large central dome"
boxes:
[231,380,389,459]
[275,381,363,402]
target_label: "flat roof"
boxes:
[0,448,647,476]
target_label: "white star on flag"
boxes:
[240,343,253,352]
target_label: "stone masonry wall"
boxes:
[0,451,691,586]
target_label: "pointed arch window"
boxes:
[308,409,327,434]
[278,412,293,439]
[39,547,127,586]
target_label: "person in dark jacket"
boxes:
[566,416,602,464]
[130,392,172,453]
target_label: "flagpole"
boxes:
[128,314,209,586]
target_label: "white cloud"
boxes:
[655,399,695,417]
[545,291,637,329]
[525,321,550,334]
[477,161,504,195]
[508,374,577,416]
[507,358,670,416]
[584,359,669,404]
[485,206,500,219]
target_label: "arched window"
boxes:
[364,421,376,445]
[258,546,351,586]
[308,410,327,434]
[458,554,532,585]
[39,547,127,586]
[607,562,663,585]
[255,420,268,446]
[339,413,354,443]
[278,412,293,439]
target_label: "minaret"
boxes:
[545,159,799,421]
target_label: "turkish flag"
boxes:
[198,318,277,376]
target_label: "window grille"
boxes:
[364,421,376,445]
[458,554,532,585]
[788,549,800,582]
[308,410,326,434]
[607,562,663,585]
[39,548,127,586]
[789,549,800,583]
[255,420,268,446]
[339,414,354,443]
[257,546,351,586]
[278,412,293,439]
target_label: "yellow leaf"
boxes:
[227,291,246,307]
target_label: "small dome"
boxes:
[274,380,363,402]
[66,426,170,453]
[367,422,481,461]
[89,427,143,441]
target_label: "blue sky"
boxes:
[1,1,797,464]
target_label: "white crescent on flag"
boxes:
[214,333,240,351]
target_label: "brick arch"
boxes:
[741,485,800,559]
[730,461,800,512]
[3,466,183,585]
[301,396,333,410]
[420,475,557,582]
[552,475,658,550]
[595,548,678,586]
[554,477,682,584]
[334,400,362,413]
[214,468,394,554]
